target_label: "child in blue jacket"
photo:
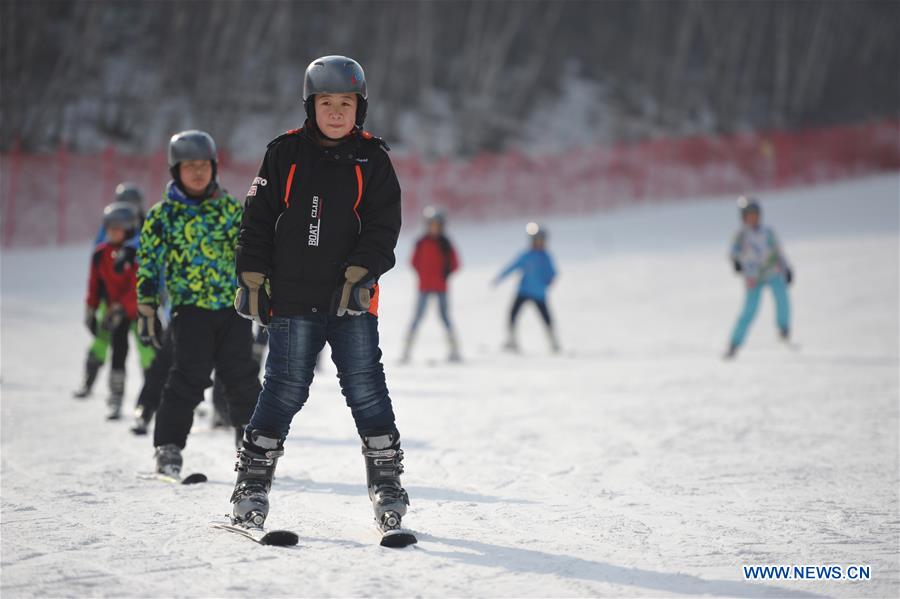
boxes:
[494,223,559,353]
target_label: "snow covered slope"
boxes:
[2,175,898,597]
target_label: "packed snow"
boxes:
[1,175,898,597]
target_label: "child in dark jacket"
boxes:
[402,206,461,363]
[233,56,413,543]
[84,201,141,419]
[494,222,560,353]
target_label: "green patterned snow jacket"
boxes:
[137,181,242,310]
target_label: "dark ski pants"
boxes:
[248,313,397,439]
[154,306,261,448]
[109,318,132,371]
[137,327,173,417]
[509,294,553,328]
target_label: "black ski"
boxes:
[379,527,418,548]
[136,472,208,485]
[211,521,298,546]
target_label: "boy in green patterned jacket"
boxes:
[136,130,261,477]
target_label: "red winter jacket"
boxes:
[87,242,138,320]
[411,235,459,292]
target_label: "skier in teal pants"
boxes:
[726,196,793,359]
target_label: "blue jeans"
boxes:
[730,274,791,347]
[408,291,453,332]
[248,314,396,438]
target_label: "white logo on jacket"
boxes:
[308,195,321,246]
[247,176,268,197]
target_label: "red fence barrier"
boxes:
[1,120,898,248]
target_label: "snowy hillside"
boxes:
[1,175,898,597]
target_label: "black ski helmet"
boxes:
[303,55,368,127]
[168,130,218,196]
[526,221,547,242]
[114,182,144,210]
[423,205,446,227]
[102,201,139,235]
[737,195,761,218]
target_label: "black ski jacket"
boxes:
[236,125,402,316]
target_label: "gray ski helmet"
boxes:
[168,130,218,194]
[114,182,144,209]
[737,195,761,218]
[423,205,446,226]
[526,221,547,241]
[168,130,217,167]
[102,201,139,233]
[303,55,368,127]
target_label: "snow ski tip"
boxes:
[380,529,418,548]
[181,473,208,485]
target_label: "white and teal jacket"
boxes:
[730,224,790,281]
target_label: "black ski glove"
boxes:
[102,304,126,331]
[137,303,164,349]
[84,306,98,335]
[113,246,137,273]
[332,266,375,317]
[732,259,742,273]
[785,268,793,285]
[234,272,271,326]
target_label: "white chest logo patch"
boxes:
[308,195,321,246]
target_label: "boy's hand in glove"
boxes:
[102,304,126,331]
[84,306,98,335]
[732,258,742,273]
[333,266,374,317]
[234,272,271,326]
[785,268,793,285]
[137,304,164,349]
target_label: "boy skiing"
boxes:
[74,183,154,398]
[83,201,142,419]
[136,130,261,477]
[725,196,793,358]
[232,55,413,546]
[401,206,461,363]
[493,222,560,353]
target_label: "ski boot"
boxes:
[724,343,739,360]
[779,327,790,342]
[502,327,519,353]
[447,332,462,363]
[400,330,415,364]
[154,444,182,478]
[230,429,283,528]
[545,327,561,354]
[362,431,410,534]
[73,352,103,398]
[106,369,125,420]
[131,405,150,435]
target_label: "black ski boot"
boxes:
[154,444,182,478]
[131,405,150,435]
[361,431,412,541]
[106,369,125,420]
[73,352,103,398]
[230,429,283,528]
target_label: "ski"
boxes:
[136,472,208,485]
[378,526,418,548]
[211,520,298,546]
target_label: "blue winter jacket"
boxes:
[496,249,557,301]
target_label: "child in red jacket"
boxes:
[85,201,140,420]
[402,206,461,363]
